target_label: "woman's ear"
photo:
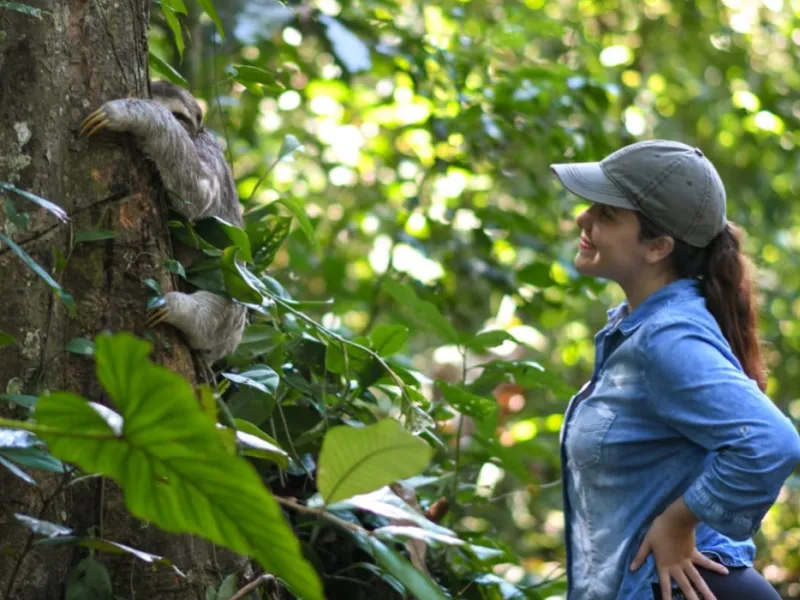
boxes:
[645,235,675,264]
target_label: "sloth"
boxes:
[80,80,247,363]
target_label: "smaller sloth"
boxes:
[80,81,247,363]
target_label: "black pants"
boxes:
[652,564,781,600]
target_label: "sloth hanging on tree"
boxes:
[80,81,247,363]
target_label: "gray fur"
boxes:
[92,81,247,362]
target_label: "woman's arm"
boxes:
[643,317,800,540]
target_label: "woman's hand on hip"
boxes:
[629,497,729,600]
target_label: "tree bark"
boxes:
[0,3,242,598]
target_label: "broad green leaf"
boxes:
[161,0,187,13]
[33,333,323,600]
[164,258,187,279]
[0,394,37,409]
[227,64,277,85]
[276,197,318,250]
[248,215,291,269]
[222,365,279,396]
[65,558,112,600]
[144,278,162,295]
[231,419,289,468]
[5,196,29,231]
[162,5,185,60]
[149,51,189,87]
[367,537,448,600]
[0,1,43,18]
[0,447,66,473]
[437,381,496,420]
[0,456,34,484]
[0,232,74,314]
[214,217,253,263]
[0,331,16,347]
[66,337,94,355]
[196,0,224,39]
[0,182,68,222]
[369,324,408,357]
[74,230,116,244]
[317,419,432,504]
[466,330,515,352]
[517,261,554,287]
[382,279,459,344]
[14,513,73,537]
[216,573,238,600]
[220,246,263,304]
[278,134,304,160]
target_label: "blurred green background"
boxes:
[150,0,800,596]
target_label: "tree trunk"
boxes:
[0,3,242,598]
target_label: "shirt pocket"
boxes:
[568,405,617,469]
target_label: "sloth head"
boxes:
[151,80,204,137]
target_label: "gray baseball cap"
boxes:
[551,139,727,247]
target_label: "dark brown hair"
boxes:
[636,213,767,391]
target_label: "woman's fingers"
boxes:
[658,569,673,600]
[684,562,717,600]
[691,550,729,576]
[670,568,702,600]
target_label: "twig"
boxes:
[450,348,468,504]
[274,496,364,535]
[230,574,276,600]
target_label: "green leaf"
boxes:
[144,278,162,295]
[0,456,35,484]
[382,279,459,344]
[367,537,448,600]
[222,365,279,396]
[162,5,185,60]
[278,134,304,161]
[5,197,29,231]
[65,557,112,600]
[437,381,496,420]
[164,258,187,279]
[74,229,117,244]
[227,64,277,86]
[0,182,68,222]
[213,217,253,263]
[66,337,94,356]
[517,261,554,287]
[466,330,515,352]
[248,215,291,269]
[369,324,408,357]
[149,51,189,87]
[216,573,238,600]
[196,0,225,39]
[0,394,37,408]
[220,246,263,304]
[161,0,187,13]
[231,419,289,468]
[0,447,66,472]
[317,419,432,504]
[276,197,317,250]
[0,331,16,347]
[374,525,464,547]
[79,539,184,576]
[0,232,74,314]
[0,1,43,18]
[14,513,73,538]
[33,333,323,600]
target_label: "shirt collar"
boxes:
[606,278,702,335]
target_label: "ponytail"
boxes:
[637,216,767,391]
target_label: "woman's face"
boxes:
[574,203,655,284]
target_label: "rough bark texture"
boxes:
[0,3,243,598]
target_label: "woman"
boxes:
[550,140,800,600]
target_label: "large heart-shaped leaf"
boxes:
[382,279,459,344]
[33,333,322,600]
[317,419,432,504]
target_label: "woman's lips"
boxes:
[579,236,594,250]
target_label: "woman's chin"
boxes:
[574,254,600,277]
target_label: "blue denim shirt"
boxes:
[560,278,800,600]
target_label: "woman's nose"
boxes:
[576,208,591,229]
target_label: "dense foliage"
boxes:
[2,0,800,598]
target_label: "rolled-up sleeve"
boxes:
[643,318,800,541]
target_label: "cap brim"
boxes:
[550,162,636,211]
